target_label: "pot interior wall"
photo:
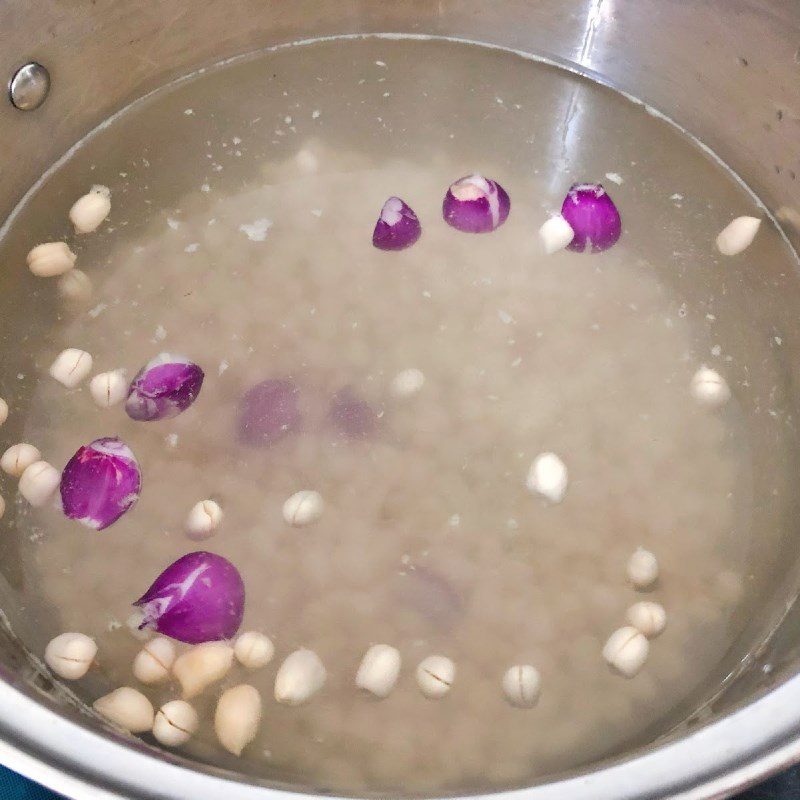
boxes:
[0,1,799,798]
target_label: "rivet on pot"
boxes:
[9,62,50,111]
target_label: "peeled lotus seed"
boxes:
[1,443,42,478]
[716,215,761,256]
[627,547,659,589]
[133,637,176,684]
[416,655,455,699]
[0,495,5,520]
[603,626,649,678]
[18,461,60,507]
[690,367,731,409]
[172,641,234,699]
[626,601,667,638]
[275,648,326,705]
[44,632,97,680]
[90,370,128,408]
[215,684,262,756]
[185,499,223,540]
[49,348,93,388]
[390,368,425,398]
[234,631,275,669]
[355,644,401,698]
[26,242,77,277]
[526,452,568,504]
[538,215,575,254]
[502,664,541,708]
[0,397,8,426]
[93,687,154,732]
[58,269,93,301]
[70,185,111,234]
[282,490,324,527]
[153,700,198,747]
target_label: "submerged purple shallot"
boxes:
[125,353,204,422]
[60,437,141,530]
[442,174,510,233]
[372,196,422,251]
[134,551,245,644]
[238,378,302,447]
[560,183,622,252]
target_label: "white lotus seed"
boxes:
[526,452,568,504]
[69,185,111,234]
[416,655,455,699]
[0,397,8,426]
[172,641,234,699]
[125,610,152,641]
[89,370,128,408]
[274,648,326,705]
[627,547,660,589]
[26,242,77,277]
[18,461,60,507]
[49,348,93,388]
[602,626,649,678]
[133,637,176,684]
[716,215,761,256]
[538,215,575,254]
[58,269,93,301]
[185,499,223,539]
[355,644,401,698]
[282,490,324,527]
[153,700,198,748]
[1,443,42,478]
[690,366,731,409]
[0,495,5,520]
[391,368,425,398]
[626,601,667,638]
[234,631,275,669]
[215,684,262,756]
[93,687,154,732]
[44,632,97,680]
[502,664,542,708]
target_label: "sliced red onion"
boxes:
[372,196,421,251]
[560,183,622,252]
[442,174,510,233]
[329,388,379,439]
[134,551,245,644]
[125,353,204,422]
[238,378,301,447]
[60,437,141,530]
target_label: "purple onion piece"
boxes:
[560,183,622,253]
[125,353,204,422]
[329,387,379,439]
[238,378,302,447]
[372,196,422,251]
[442,174,510,233]
[134,551,245,644]
[60,437,141,530]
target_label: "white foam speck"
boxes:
[375,60,387,67]
[311,209,323,218]
[605,172,624,185]
[218,359,229,376]
[200,183,210,193]
[167,217,180,230]
[312,109,321,119]
[184,108,193,116]
[239,218,273,242]
[498,309,515,325]
[232,136,242,145]
[165,433,178,449]
[185,243,200,253]
[88,302,107,319]
[154,325,167,342]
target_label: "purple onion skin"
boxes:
[329,388,379,439]
[134,551,245,644]
[442,174,510,233]
[560,183,622,253]
[125,353,204,422]
[60,437,141,531]
[238,379,302,447]
[372,196,422,251]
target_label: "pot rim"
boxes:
[0,669,799,800]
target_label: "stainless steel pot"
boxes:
[1,1,799,798]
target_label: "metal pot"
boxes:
[0,1,799,798]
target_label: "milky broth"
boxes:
[0,36,798,796]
